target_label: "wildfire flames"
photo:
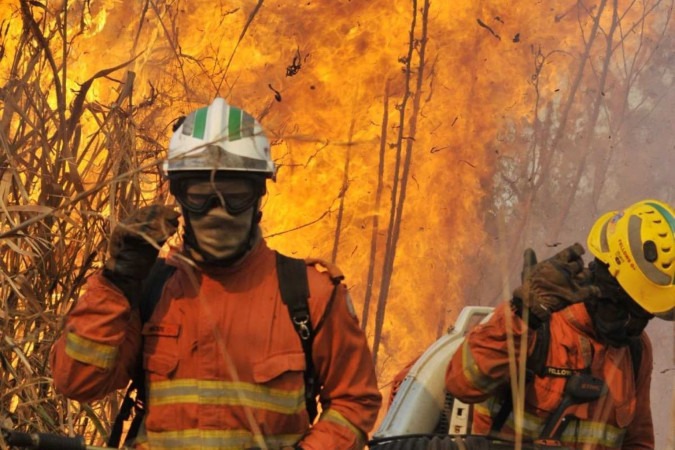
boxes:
[0,0,673,443]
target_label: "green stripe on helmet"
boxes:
[647,201,675,232]
[228,106,243,141]
[192,107,208,139]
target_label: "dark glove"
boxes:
[103,205,180,305]
[512,243,600,327]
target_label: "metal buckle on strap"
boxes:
[293,315,311,340]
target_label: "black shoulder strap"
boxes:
[490,322,550,433]
[275,252,319,423]
[276,253,311,337]
[528,321,551,379]
[107,259,176,448]
[140,259,177,323]
[628,337,642,382]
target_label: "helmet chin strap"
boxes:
[182,203,263,267]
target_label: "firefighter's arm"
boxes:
[50,272,142,403]
[621,334,654,450]
[297,281,382,450]
[445,301,536,403]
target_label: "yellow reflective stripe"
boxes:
[479,401,626,447]
[557,418,625,448]
[149,379,305,414]
[321,408,366,446]
[146,429,301,450]
[65,332,117,369]
[474,399,499,418]
[461,340,502,392]
[504,410,546,438]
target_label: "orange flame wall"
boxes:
[0,0,635,381]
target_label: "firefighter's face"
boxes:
[589,296,652,346]
[179,178,262,264]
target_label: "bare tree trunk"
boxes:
[331,119,354,263]
[372,0,430,365]
[505,0,608,256]
[361,82,390,331]
[552,0,618,237]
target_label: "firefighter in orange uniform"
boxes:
[446,200,675,449]
[50,98,382,449]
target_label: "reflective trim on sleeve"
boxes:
[320,408,366,446]
[65,332,118,369]
[146,429,301,450]
[460,340,503,393]
[149,379,305,415]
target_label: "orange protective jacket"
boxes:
[51,241,382,450]
[445,302,654,450]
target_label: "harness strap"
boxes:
[490,321,551,434]
[528,321,550,379]
[107,260,175,448]
[627,337,642,381]
[276,252,318,423]
[107,383,136,448]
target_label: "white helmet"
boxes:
[163,98,275,178]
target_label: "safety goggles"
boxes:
[171,178,263,215]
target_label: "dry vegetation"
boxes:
[0,1,168,445]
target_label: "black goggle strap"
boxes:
[171,180,262,215]
[179,192,259,215]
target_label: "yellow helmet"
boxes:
[587,199,675,320]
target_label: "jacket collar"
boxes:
[560,302,597,337]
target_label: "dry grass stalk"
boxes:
[0,2,164,446]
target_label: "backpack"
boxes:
[107,252,339,448]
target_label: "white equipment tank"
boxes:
[374,306,494,438]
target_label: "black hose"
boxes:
[3,429,93,450]
[368,434,572,449]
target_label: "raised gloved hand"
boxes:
[103,205,180,305]
[512,243,600,327]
